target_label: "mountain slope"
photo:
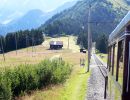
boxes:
[0,1,77,35]
[40,0,128,37]
[6,9,46,31]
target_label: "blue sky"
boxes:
[0,0,76,12]
[0,0,77,24]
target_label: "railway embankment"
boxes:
[86,54,107,100]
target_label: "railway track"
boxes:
[93,54,108,99]
[93,54,108,78]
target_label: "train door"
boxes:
[122,25,130,100]
[117,40,124,100]
[122,35,130,100]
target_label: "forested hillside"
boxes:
[39,0,129,52]
[40,0,127,36]
[0,29,44,52]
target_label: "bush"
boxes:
[0,59,72,100]
[0,73,12,100]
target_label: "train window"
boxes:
[108,47,111,70]
[108,47,111,71]
[112,45,115,75]
[113,44,117,78]
[117,41,124,87]
[110,46,113,73]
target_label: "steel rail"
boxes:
[93,54,108,99]
[93,54,108,78]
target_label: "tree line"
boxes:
[77,32,108,53]
[77,32,88,49]
[0,29,44,53]
[96,34,108,53]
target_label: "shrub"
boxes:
[0,73,12,100]
[0,59,72,100]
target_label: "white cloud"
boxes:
[0,0,7,3]
[0,0,76,12]
[0,0,77,23]
[0,0,8,8]
[2,19,13,24]
[23,0,30,6]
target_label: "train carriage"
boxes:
[107,11,130,100]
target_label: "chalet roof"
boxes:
[109,11,130,42]
[50,41,63,45]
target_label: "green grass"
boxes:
[97,53,107,63]
[0,36,80,68]
[0,59,72,100]
[0,36,89,100]
[61,67,90,100]
[29,63,90,100]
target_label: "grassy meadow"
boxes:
[0,36,90,100]
[0,36,79,67]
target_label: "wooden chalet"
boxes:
[49,41,63,50]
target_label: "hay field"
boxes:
[0,36,82,68]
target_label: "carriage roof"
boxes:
[109,11,130,43]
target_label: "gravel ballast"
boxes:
[86,55,106,100]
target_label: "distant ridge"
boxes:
[0,0,77,35]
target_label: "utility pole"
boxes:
[26,34,28,53]
[0,36,5,61]
[34,40,36,54]
[87,5,91,72]
[68,35,70,49]
[15,33,18,55]
[32,34,34,57]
